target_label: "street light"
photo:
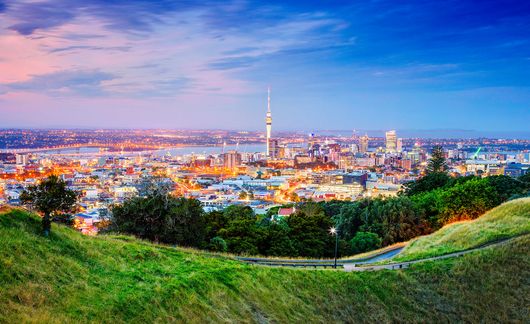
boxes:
[330,227,338,269]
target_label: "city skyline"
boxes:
[1,1,529,132]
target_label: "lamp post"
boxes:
[330,227,338,269]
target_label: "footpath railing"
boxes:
[236,244,406,268]
[238,234,528,270]
[345,233,529,272]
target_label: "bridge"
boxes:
[0,143,164,154]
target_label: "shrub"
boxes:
[209,236,228,252]
[350,232,382,254]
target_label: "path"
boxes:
[345,234,525,272]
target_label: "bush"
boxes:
[209,236,227,252]
[350,232,382,254]
[438,178,498,224]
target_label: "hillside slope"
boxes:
[1,209,529,323]
[394,197,530,262]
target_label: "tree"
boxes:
[426,145,448,174]
[402,172,451,196]
[217,206,260,255]
[437,178,498,224]
[519,172,530,185]
[136,175,173,197]
[204,210,229,241]
[209,236,228,252]
[111,193,206,247]
[350,232,382,254]
[486,175,526,202]
[360,197,430,245]
[20,175,77,237]
[333,201,364,241]
[286,205,334,257]
[378,197,429,245]
[258,220,297,256]
[320,200,350,218]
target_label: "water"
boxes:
[36,144,265,157]
[153,144,265,156]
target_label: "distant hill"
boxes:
[1,203,529,322]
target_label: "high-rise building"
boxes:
[396,138,403,153]
[269,139,279,159]
[265,87,272,159]
[359,134,369,153]
[385,130,397,153]
[15,154,28,166]
[223,151,242,169]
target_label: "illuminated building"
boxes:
[223,150,242,169]
[192,158,212,168]
[385,130,397,153]
[360,134,369,153]
[268,139,279,159]
[397,138,403,153]
[16,154,28,166]
[265,87,272,159]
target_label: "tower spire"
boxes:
[265,87,272,159]
[267,86,271,113]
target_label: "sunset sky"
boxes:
[0,0,529,134]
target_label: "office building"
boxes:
[15,154,28,166]
[223,151,242,169]
[397,138,403,153]
[359,134,369,153]
[385,130,397,153]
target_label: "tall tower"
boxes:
[266,87,272,158]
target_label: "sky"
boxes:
[0,0,529,135]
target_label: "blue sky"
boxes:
[0,0,529,135]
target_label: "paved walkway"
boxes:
[238,234,526,271]
[237,245,405,268]
[344,234,525,272]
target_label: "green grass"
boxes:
[394,197,530,262]
[1,208,529,323]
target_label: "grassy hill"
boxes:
[1,206,529,323]
[394,197,530,262]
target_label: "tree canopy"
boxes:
[21,175,77,236]
[426,145,448,174]
[111,192,206,246]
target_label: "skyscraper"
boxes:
[397,138,403,153]
[265,87,272,158]
[385,130,397,153]
[223,150,242,169]
[359,134,369,153]
[15,154,28,166]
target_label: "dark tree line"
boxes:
[111,199,338,257]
